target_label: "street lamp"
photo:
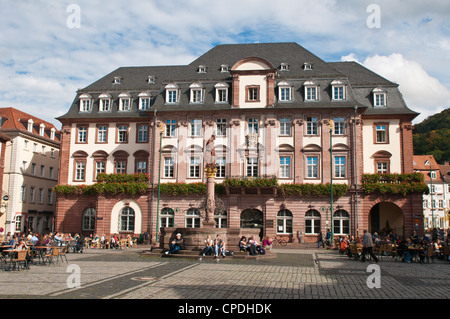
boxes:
[155,121,165,244]
[428,161,435,229]
[327,119,335,247]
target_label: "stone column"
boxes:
[203,166,217,228]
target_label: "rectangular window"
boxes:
[164,157,174,178]
[31,163,36,175]
[30,187,35,203]
[248,118,258,134]
[216,118,227,136]
[306,87,317,101]
[167,90,178,103]
[135,161,147,174]
[75,161,85,181]
[140,98,150,110]
[99,99,111,112]
[279,118,291,136]
[279,87,291,101]
[334,156,346,178]
[377,162,388,174]
[247,157,258,177]
[49,166,54,178]
[47,189,53,205]
[21,186,26,202]
[77,126,88,143]
[374,93,386,107]
[216,88,228,102]
[216,157,226,178]
[97,125,108,143]
[95,161,106,179]
[115,161,127,174]
[137,125,148,142]
[119,98,131,111]
[306,117,318,135]
[40,165,45,177]
[165,120,176,137]
[189,157,201,178]
[280,156,291,178]
[191,89,203,103]
[117,125,128,143]
[333,86,345,100]
[80,99,91,112]
[38,188,44,204]
[334,117,345,135]
[307,156,318,178]
[190,119,202,136]
[247,86,259,102]
[376,125,387,143]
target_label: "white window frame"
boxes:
[279,118,291,136]
[306,156,319,179]
[246,157,258,177]
[165,83,179,104]
[278,81,292,102]
[216,118,227,136]
[190,119,202,137]
[138,92,151,110]
[279,156,291,178]
[164,157,174,178]
[118,93,131,111]
[99,93,112,112]
[189,156,201,178]
[79,94,92,112]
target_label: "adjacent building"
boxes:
[413,155,450,230]
[55,42,423,243]
[0,108,60,235]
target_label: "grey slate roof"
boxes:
[58,42,418,121]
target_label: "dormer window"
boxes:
[118,93,132,111]
[373,87,387,107]
[27,119,34,132]
[147,75,155,84]
[138,92,151,110]
[39,123,45,136]
[215,82,229,103]
[220,64,229,72]
[278,80,292,102]
[113,76,121,85]
[190,83,204,103]
[198,65,206,73]
[99,93,112,112]
[304,81,319,101]
[50,128,56,140]
[331,80,346,101]
[280,63,289,71]
[165,83,179,104]
[303,63,312,70]
[79,93,92,112]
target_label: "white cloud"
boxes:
[342,53,450,123]
[0,0,449,127]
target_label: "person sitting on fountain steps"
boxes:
[165,233,184,255]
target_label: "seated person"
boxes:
[239,236,248,252]
[398,238,411,262]
[214,235,226,258]
[248,236,263,254]
[75,235,85,253]
[202,235,214,256]
[262,236,272,251]
[165,233,184,255]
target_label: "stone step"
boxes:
[140,248,277,260]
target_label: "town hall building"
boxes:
[54,42,424,244]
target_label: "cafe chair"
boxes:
[58,245,69,263]
[8,250,28,271]
[44,247,60,265]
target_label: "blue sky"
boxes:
[1,0,449,127]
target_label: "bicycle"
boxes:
[271,237,287,246]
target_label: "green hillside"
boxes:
[413,108,450,164]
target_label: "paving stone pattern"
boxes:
[0,247,448,299]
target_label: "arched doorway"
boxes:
[369,202,403,236]
[240,209,263,229]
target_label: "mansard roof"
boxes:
[58,42,418,121]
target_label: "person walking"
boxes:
[317,231,325,248]
[361,229,378,263]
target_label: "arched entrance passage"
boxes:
[240,209,263,229]
[369,202,403,237]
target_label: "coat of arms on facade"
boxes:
[246,132,258,148]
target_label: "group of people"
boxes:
[338,229,448,263]
[91,233,136,249]
[239,235,271,255]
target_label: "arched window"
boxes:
[277,209,293,234]
[305,209,321,234]
[160,208,174,228]
[240,209,263,228]
[186,208,200,228]
[82,208,96,231]
[333,210,350,235]
[120,207,135,232]
[214,209,227,229]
